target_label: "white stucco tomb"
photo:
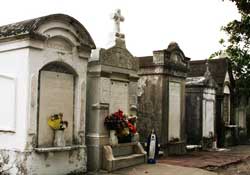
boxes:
[0,14,95,174]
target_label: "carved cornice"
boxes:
[99,46,138,71]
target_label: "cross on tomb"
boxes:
[204,60,211,78]
[112,9,124,34]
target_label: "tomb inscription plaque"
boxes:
[168,82,181,141]
[110,80,129,114]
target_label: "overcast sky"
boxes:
[0,0,240,60]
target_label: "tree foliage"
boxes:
[227,0,250,14]
[217,0,250,95]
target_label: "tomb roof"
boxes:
[188,58,234,86]
[186,76,207,86]
[137,56,153,67]
[137,42,190,69]
[186,76,218,88]
[0,13,96,49]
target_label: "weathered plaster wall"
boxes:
[186,87,203,145]
[27,148,86,175]
[0,44,29,150]
[0,148,87,175]
[137,75,163,143]
[0,15,93,174]
[138,43,189,155]
[0,150,28,174]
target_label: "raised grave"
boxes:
[86,9,146,172]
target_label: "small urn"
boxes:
[54,130,66,147]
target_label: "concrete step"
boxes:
[112,142,139,157]
[102,142,147,172]
[113,153,146,170]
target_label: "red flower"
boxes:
[118,110,123,119]
[114,109,124,119]
[127,121,137,134]
[128,115,137,125]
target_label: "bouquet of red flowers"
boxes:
[104,110,137,136]
[104,110,124,130]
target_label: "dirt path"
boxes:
[216,157,250,175]
[159,151,249,169]
[159,145,250,175]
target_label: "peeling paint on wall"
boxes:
[137,76,147,97]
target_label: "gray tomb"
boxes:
[86,9,146,172]
[186,62,217,148]
[188,58,235,147]
[137,42,190,155]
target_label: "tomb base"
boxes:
[102,142,146,172]
[0,146,87,175]
[202,137,214,149]
[224,126,237,147]
[163,141,186,156]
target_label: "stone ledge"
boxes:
[111,142,138,148]
[114,153,144,160]
[0,129,15,133]
[167,141,186,145]
[225,125,237,128]
[34,145,85,153]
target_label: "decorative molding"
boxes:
[100,78,110,104]
[91,103,109,110]
[34,145,85,153]
[28,74,37,134]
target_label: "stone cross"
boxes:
[112,9,124,33]
[204,60,211,78]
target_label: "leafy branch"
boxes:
[211,0,250,96]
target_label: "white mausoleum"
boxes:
[0,14,95,174]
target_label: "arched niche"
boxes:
[37,61,77,147]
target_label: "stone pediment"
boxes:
[99,46,138,71]
[152,42,190,72]
[169,51,186,67]
[165,42,189,70]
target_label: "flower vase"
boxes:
[131,132,139,142]
[54,130,66,147]
[109,130,118,145]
